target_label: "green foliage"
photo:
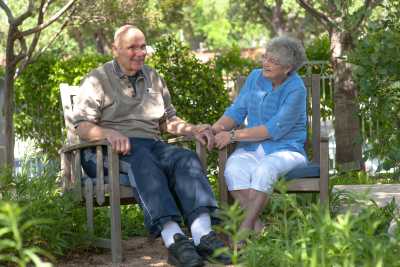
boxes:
[14,53,110,158]
[215,202,247,265]
[1,158,89,258]
[149,35,229,124]
[214,45,258,80]
[301,35,334,120]
[241,192,400,267]
[1,153,145,261]
[305,34,331,62]
[0,201,54,267]
[330,170,400,187]
[148,36,230,185]
[350,0,400,172]
[92,205,146,239]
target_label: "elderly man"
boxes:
[72,25,230,267]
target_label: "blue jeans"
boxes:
[81,138,218,237]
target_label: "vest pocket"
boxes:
[142,91,164,119]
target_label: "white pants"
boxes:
[224,145,307,193]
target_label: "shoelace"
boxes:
[176,239,196,254]
[204,232,224,248]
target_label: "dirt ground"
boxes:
[57,236,232,267]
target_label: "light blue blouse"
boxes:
[224,68,307,156]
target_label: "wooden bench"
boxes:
[59,84,207,263]
[217,74,330,204]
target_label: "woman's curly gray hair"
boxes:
[266,36,307,73]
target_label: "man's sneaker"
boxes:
[196,231,232,265]
[168,233,204,267]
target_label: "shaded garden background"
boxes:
[1,0,400,266]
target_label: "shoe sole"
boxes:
[167,255,204,267]
[197,250,232,265]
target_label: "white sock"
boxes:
[190,213,212,246]
[161,221,184,248]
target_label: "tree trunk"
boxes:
[3,64,16,169]
[0,77,6,169]
[2,26,18,169]
[330,29,363,170]
[70,27,85,53]
[94,29,111,55]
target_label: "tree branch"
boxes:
[251,0,273,31]
[18,5,75,76]
[327,0,338,15]
[43,0,52,14]
[14,0,34,26]
[351,0,383,31]
[0,0,15,23]
[17,1,47,76]
[296,0,334,29]
[10,35,27,67]
[39,17,70,54]
[20,0,76,36]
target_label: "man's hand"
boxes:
[105,129,131,155]
[193,124,214,151]
[214,131,231,149]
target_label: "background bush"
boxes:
[15,36,230,159]
[0,201,54,267]
[148,35,229,125]
[15,53,110,159]
[240,191,400,267]
[350,0,400,172]
[0,159,88,263]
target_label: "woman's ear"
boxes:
[285,65,293,75]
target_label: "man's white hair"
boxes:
[113,25,142,47]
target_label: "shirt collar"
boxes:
[258,70,297,91]
[112,59,144,79]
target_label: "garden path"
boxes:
[332,184,400,235]
[332,184,400,207]
[58,236,230,267]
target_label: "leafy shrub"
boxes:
[1,152,146,261]
[239,191,400,267]
[148,35,229,124]
[0,201,54,267]
[15,53,110,158]
[350,0,400,172]
[214,45,258,80]
[0,158,89,258]
[16,36,230,159]
[305,34,331,62]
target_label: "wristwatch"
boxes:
[229,129,236,143]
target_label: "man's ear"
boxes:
[111,43,118,57]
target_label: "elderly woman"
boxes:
[212,36,308,233]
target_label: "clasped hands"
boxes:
[192,124,233,150]
[105,124,233,155]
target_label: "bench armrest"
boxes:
[60,140,110,154]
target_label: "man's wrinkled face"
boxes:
[113,29,147,75]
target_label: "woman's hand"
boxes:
[215,131,232,149]
[193,124,214,151]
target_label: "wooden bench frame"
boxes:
[217,74,330,205]
[59,84,207,263]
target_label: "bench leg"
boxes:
[84,179,94,235]
[110,201,122,263]
[109,149,123,263]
